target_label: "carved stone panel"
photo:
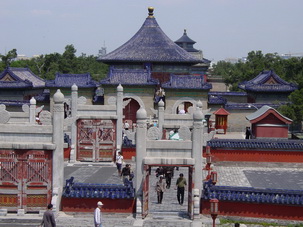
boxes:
[39,111,52,125]
[147,126,161,140]
[0,109,10,124]
[179,126,191,141]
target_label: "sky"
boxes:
[1,0,303,62]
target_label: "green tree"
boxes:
[0,49,17,67]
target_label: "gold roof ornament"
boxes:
[148,7,154,18]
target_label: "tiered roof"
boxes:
[238,70,298,93]
[175,29,199,52]
[46,73,98,88]
[0,67,45,88]
[98,7,202,64]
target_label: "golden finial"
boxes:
[148,7,154,18]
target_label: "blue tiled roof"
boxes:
[62,177,135,199]
[238,70,298,92]
[0,67,45,88]
[175,29,199,52]
[224,102,282,110]
[203,180,303,206]
[98,9,202,64]
[208,91,247,96]
[0,100,30,106]
[46,73,98,88]
[208,95,227,105]
[100,67,159,86]
[162,74,212,90]
[34,89,50,102]
[207,139,303,150]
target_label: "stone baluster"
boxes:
[116,84,123,151]
[70,84,78,163]
[29,97,36,124]
[52,89,65,213]
[135,107,147,218]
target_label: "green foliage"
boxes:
[212,50,303,91]
[1,46,109,81]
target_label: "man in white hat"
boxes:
[94,201,103,227]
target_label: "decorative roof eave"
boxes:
[208,95,227,105]
[246,105,293,124]
[207,138,303,150]
[242,84,297,93]
[0,100,30,106]
[46,73,98,88]
[98,8,202,64]
[100,67,159,86]
[209,91,247,96]
[161,74,212,90]
[7,67,45,88]
[238,70,298,92]
[0,80,33,88]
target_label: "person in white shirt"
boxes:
[94,201,103,227]
[115,152,123,176]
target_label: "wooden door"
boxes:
[77,119,116,162]
[0,150,52,212]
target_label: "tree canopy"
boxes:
[0,45,108,81]
[212,50,303,127]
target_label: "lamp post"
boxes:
[210,171,218,185]
[210,198,219,227]
[204,146,213,180]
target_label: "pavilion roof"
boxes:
[238,70,297,93]
[0,67,45,88]
[98,8,202,64]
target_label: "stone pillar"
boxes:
[157,100,164,136]
[52,89,65,213]
[116,84,123,151]
[70,84,78,163]
[29,97,36,124]
[135,107,147,217]
[192,106,204,219]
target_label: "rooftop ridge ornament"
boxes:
[148,7,154,18]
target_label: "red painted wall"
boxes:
[121,147,136,160]
[203,149,303,163]
[201,200,303,221]
[61,198,135,213]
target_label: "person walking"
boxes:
[94,201,104,227]
[155,175,166,204]
[40,204,56,227]
[176,173,187,205]
[121,164,131,184]
[245,127,252,139]
[115,151,123,176]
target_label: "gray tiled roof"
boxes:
[238,70,297,92]
[162,74,212,90]
[98,9,202,64]
[0,67,45,88]
[245,105,292,122]
[46,73,98,88]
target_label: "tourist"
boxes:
[115,151,123,176]
[245,127,251,139]
[94,201,103,227]
[40,203,56,227]
[155,175,166,204]
[121,163,131,183]
[169,129,180,140]
[176,173,187,205]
